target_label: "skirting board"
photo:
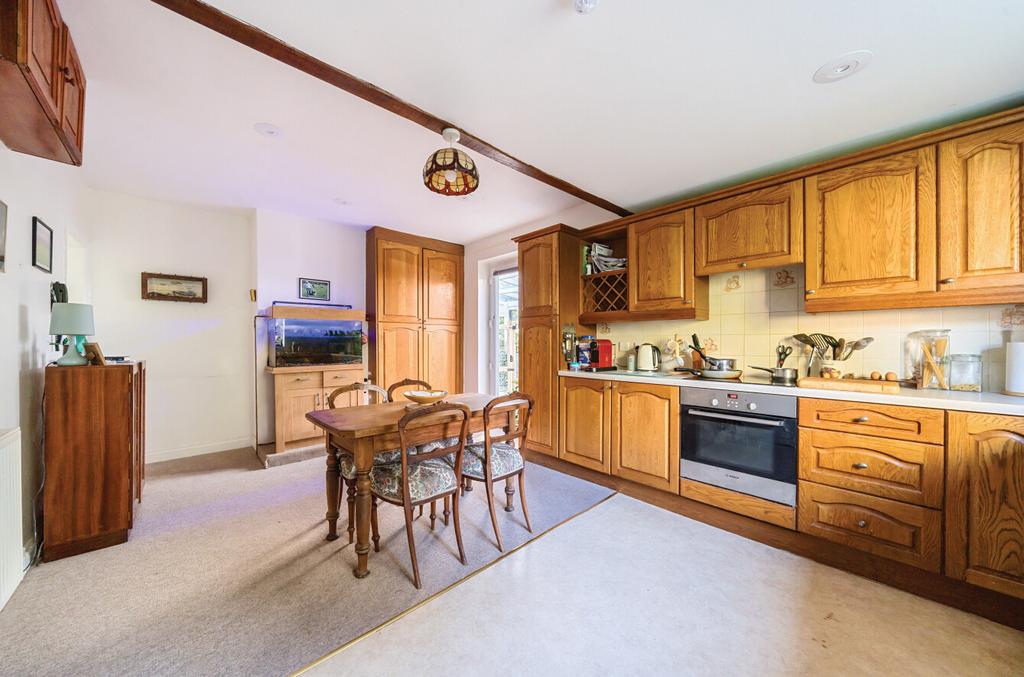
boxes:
[146,436,253,464]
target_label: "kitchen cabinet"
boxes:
[281,388,324,443]
[610,381,679,492]
[946,412,1024,599]
[422,249,462,325]
[938,121,1024,294]
[374,239,422,323]
[804,148,937,309]
[627,209,707,318]
[376,322,422,400]
[798,398,945,445]
[268,364,365,453]
[518,233,558,317]
[520,314,560,456]
[421,324,461,395]
[559,377,612,473]
[695,180,803,275]
[0,0,85,164]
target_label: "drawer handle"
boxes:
[739,262,748,268]
[853,416,870,423]
[852,462,868,470]
[295,377,311,381]
[940,277,956,284]
[856,519,868,528]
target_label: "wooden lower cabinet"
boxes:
[269,365,364,452]
[798,398,945,445]
[946,412,1024,599]
[798,480,942,572]
[279,388,324,443]
[520,315,559,456]
[610,381,679,492]
[421,324,461,394]
[559,377,612,472]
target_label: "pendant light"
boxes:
[423,127,479,196]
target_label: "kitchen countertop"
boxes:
[558,369,1024,416]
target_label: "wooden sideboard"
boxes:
[43,362,145,561]
[267,364,366,453]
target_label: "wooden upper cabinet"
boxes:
[518,234,558,317]
[695,180,803,275]
[610,381,679,492]
[519,315,558,456]
[376,322,422,400]
[805,148,937,304]
[421,248,461,325]
[58,24,84,152]
[421,324,461,394]
[946,412,1024,599]
[24,0,63,120]
[559,377,611,473]
[376,239,421,323]
[628,209,700,313]
[939,121,1024,292]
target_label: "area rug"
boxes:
[0,448,614,677]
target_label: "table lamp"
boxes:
[49,303,95,366]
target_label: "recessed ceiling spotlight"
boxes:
[812,50,873,84]
[253,122,284,138]
[332,198,351,206]
[574,0,599,14]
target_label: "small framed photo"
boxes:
[83,342,106,366]
[299,278,330,301]
[32,217,52,273]
[141,272,208,303]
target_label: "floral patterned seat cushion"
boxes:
[370,458,458,503]
[339,437,461,480]
[453,441,524,480]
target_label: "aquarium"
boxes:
[268,318,363,367]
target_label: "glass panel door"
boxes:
[493,268,519,395]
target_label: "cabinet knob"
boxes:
[739,262,748,268]
[806,289,816,295]
[940,278,956,284]
[852,462,869,470]
[856,520,868,528]
[853,416,870,423]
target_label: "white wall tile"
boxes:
[769,288,799,312]
[828,311,864,336]
[719,334,744,356]
[942,307,991,331]
[769,312,798,334]
[744,291,771,314]
[745,269,770,293]
[899,308,943,332]
[745,334,770,356]
[721,293,744,315]
[721,314,744,334]
[745,312,771,333]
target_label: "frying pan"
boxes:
[674,367,743,380]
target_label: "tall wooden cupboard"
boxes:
[366,227,463,399]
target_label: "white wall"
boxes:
[253,209,366,445]
[84,189,256,462]
[0,145,87,558]
[463,203,616,392]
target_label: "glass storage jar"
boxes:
[949,354,983,392]
[912,329,951,389]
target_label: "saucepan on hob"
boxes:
[688,334,738,372]
[749,365,799,385]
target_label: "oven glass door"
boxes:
[681,406,796,483]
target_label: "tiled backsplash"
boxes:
[596,266,1022,392]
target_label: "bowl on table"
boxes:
[403,390,448,406]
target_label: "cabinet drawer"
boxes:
[323,370,362,389]
[798,429,944,507]
[277,371,323,391]
[797,481,942,572]
[798,398,944,444]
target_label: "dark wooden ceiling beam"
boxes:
[148,0,632,217]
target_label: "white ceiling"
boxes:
[57,0,590,243]
[60,0,1024,242]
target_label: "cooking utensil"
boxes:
[775,344,793,368]
[841,336,874,360]
[674,367,743,380]
[833,338,846,360]
[750,366,799,384]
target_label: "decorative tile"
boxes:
[998,304,1024,329]
[772,268,797,288]
[723,274,743,293]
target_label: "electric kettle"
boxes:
[635,343,661,371]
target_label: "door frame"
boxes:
[488,264,519,396]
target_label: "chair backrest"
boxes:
[327,382,389,408]
[481,391,534,452]
[396,402,470,498]
[387,378,433,402]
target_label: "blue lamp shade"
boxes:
[49,303,95,336]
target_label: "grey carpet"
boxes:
[0,448,614,677]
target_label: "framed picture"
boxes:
[299,277,330,301]
[0,199,7,273]
[141,272,208,303]
[32,217,52,273]
[83,342,106,366]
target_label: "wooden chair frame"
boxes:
[327,382,389,409]
[465,392,534,552]
[371,401,470,589]
[386,377,433,402]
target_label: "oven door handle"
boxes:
[687,409,786,427]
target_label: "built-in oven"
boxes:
[680,386,797,506]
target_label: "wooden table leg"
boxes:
[325,446,341,541]
[353,438,374,578]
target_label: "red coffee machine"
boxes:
[585,338,615,371]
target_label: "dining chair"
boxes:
[369,401,470,589]
[327,382,396,544]
[452,392,534,552]
[386,377,433,402]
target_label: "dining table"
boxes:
[306,392,508,578]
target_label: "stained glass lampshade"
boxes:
[423,128,479,196]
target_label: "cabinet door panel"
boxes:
[519,315,557,455]
[519,235,557,317]
[695,180,803,275]
[628,209,696,312]
[422,249,462,324]
[377,323,422,400]
[284,388,322,442]
[939,122,1024,291]
[26,0,62,119]
[422,324,461,395]
[59,25,84,152]
[611,382,679,491]
[947,412,1024,599]
[376,240,421,322]
[805,148,936,301]
[559,377,611,472]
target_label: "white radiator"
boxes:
[0,427,23,610]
